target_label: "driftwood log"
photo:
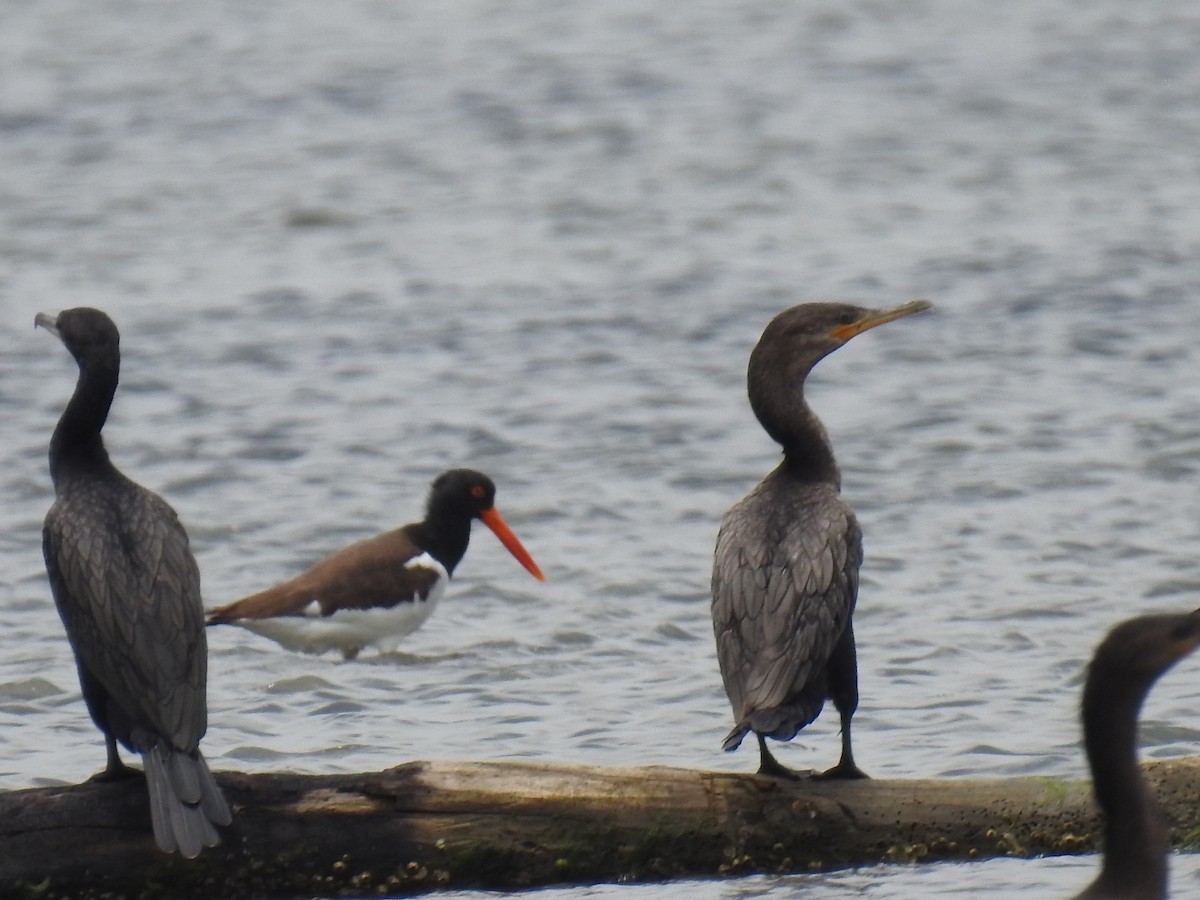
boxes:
[3,757,1200,899]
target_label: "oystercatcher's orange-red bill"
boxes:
[480,507,545,581]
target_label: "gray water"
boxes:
[3,0,1200,896]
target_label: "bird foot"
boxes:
[757,757,810,781]
[88,760,141,783]
[813,761,869,781]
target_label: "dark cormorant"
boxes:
[37,307,231,857]
[207,469,544,660]
[1073,610,1200,900]
[711,300,931,779]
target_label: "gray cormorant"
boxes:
[37,307,231,857]
[711,300,931,779]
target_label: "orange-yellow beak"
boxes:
[830,299,931,343]
[480,507,545,581]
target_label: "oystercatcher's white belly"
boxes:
[233,554,449,659]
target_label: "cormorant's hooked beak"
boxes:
[830,299,931,343]
[479,507,545,581]
[34,312,62,339]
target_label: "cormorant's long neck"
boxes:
[49,360,118,486]
[748,369,840,487]
[1082,674,1168,895]
[414,515,472,576]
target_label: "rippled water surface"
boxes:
[4,0,1200,896]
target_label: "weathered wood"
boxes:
[3,757,1200,899]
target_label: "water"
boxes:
[3,0,1200,896]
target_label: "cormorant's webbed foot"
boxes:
[88,736,140,782]
[756,735,805,781]
[813,719,869,780]
[814,740,869,781]
[813,759,868,780]
[89,757,140,782]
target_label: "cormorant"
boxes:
[37,307,231,857]
[1073,610,1200,900]
[207,469,543,660]
[711,300,931,779]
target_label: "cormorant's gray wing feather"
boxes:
[712,480,862,727]
[44,478,207,752]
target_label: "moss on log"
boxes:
[3,757,1200,899]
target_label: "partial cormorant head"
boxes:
[35,307,121,371]
[1090,610,1200,690]
[750,299,931,382]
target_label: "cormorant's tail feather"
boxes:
[143,744,231,858]
[195,752,233,825]
[721,723,750,752]
[723,700,826,752]
[167,748,202,803]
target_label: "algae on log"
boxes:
[3,757,1200,898]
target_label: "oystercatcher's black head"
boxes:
[426,469,544,581]
[428,469,498,518]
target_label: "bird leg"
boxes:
[88,734,139,782]
[756,734,804,780]
[816,623,868,780]
[814,711,868,780]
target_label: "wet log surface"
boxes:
[4,757,1200,899]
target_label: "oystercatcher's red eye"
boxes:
[470,486,486,499]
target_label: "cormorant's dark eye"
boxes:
[837,311,856,325]
[1170,619,1200,643]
